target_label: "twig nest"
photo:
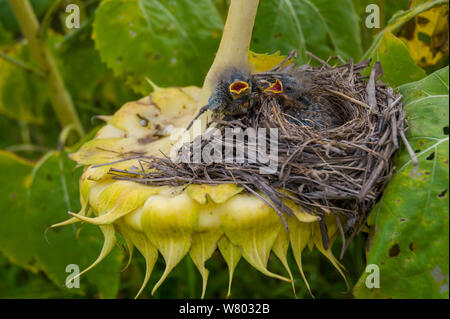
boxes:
[138,57,407,251]
[50,53,408,298]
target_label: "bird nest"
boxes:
[110,55,411,253]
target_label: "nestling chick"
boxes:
[186,68,252,130]
[254,68,324,128]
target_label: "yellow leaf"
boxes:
[186,183,244,204]
[248,51,293,73]
[399,4,449,67]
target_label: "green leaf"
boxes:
[370,30,426,87]
[251,0,363,63]
[93,0,223,95]
[0,150,123,298]
[0,43,48,124]
[0,20,13,47]
[0,253,74,298]
[354,67,449,299]
[52,25,137,108]
[55,31,111,103]
[45,28,139,129]
[352,0,414,60]
[0,115,22,149]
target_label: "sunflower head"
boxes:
[50,53,347,299]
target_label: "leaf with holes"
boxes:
[354,66,449,298]
[93,0,223,95]
[0,150,122,298]
[251,0,362,63]
[398,2,449,68]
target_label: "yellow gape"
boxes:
[228,81,249,96]
[264,79,283,94]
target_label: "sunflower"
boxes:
[50,0,347,298]
[50,65,347,298]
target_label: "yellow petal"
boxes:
[72,181,161,225]
[48,216,80,230]
[141,86,201,128]
[70,85,201,167]
[190,231,223,298]
[108,101,164,138]
[140,191,199,294]
[307,239,314,252]
[95,124,125,139]
[189,202,224,298]
[70,138,144,166]
[80,173,96,205]
[312,217,348,289]
[217,236,242,298]
[186,184,244,204]
[219,194,289,282]
[272,229,297,297]
[288,216,314,298]
[116,220,158,298]
[83,166,114,182]
[284,198,321,223]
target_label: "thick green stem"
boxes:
[8,0,84,136]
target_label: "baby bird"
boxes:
[186,69,252,130]
[254,69,324,128]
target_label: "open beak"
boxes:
[264,79,283,94]
[229,81,250,95]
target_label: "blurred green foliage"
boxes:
[0,150,123,298]
[93,0,224,94]
[0,0,448,298]
[252,0,363,63]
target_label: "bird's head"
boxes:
[225,70,251,98]
[263,79,284,94]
